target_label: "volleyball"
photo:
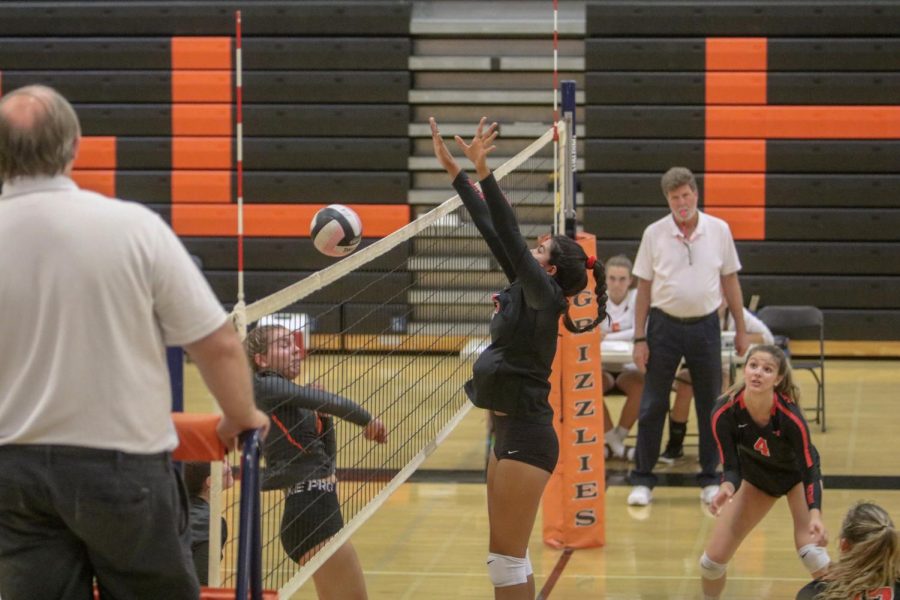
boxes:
[310,204,363,257]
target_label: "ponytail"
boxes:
[817,502,898,600]
[548,236,608,334]
[561,254,609,334]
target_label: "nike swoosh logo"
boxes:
[506,450,519,455]
[738,423,748,428]
[487,560,495,564]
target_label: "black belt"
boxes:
[652,308,714,325]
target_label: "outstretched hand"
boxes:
[430,117,461,180]
[454,116,498,179]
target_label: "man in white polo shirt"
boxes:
[626,167,749,507]
[0,85,269,599]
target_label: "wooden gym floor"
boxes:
[185,358,900,599]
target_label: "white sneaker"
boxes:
[700,485,720,505]
[627,485,652,506]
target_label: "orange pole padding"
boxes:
[704,140,766,173]
[171,37,231,70]
[172,170,232,204]
[706,38,767,71]
[543,232,605,550]
[73,136,116,169]
[171,412,226,462]
[172,204,410,237]
[172,137,232,169]
[703,174,765,207]
[706,72,766,105]
[707,106,900,139]
[705,207,765,240]
[172,104,233,136]
[71,170,116,198]
[172,71,232,103]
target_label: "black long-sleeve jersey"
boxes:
[253,371,372,489]
[711,390,823,510]
[452,171,567,424]
[796,578,900,600]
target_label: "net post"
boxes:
[555,119,568,237]
[561,80,578,239]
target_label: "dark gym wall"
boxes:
[584,1,900,340]
[0,1,413,332]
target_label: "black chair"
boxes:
[756,306,826,432]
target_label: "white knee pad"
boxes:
[798,544,831,574]
[699,552,727,580]
[487,552,528,587]
[525,548,533,577]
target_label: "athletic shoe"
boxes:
[627,485,652,506]
[700,484,720,505]
[658,444,684,465]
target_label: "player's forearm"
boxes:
[633,279,651,338]
[185,323,260,427]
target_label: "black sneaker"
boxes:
[659,444,684,464]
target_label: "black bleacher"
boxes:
[0,1,413,334]
[585,1,900,340]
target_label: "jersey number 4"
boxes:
[753,437,771,457]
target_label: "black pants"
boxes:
[629,309,722,488]
[0,445,199,600]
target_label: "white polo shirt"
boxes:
[0,176,226,453]
[633,212,741,319]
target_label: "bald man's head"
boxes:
[0,85,81,182]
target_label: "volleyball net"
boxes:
[208,124,565,595]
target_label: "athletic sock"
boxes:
[667,417,687,450]
[604,429,626,458]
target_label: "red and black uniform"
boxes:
[796,579,900,600]
[253,371,372,561]
[452,171,566,473]
[711,390,823,509]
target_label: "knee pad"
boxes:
[487,552,528,587]
[798,544,831,574]
[525,548,533,577]
[699,552,727,580]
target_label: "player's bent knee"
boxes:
[699,552,727,580]
[798,544,830,574]
[487,552,528,587]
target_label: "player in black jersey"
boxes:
[796,501,899,600]
[699,344,830,600]
[431,117,607,600]
[245,325,387,600]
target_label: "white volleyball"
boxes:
[310,204,363,257]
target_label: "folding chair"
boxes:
[756,306,826,432]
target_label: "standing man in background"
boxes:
[626,166,749,508]
[0,85,269,599]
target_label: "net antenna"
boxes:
[233,9,248,338]
[552,0,562,236]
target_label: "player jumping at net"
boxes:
[245,325,388,600]
[431,116,607,599]
[700,344,829,600]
